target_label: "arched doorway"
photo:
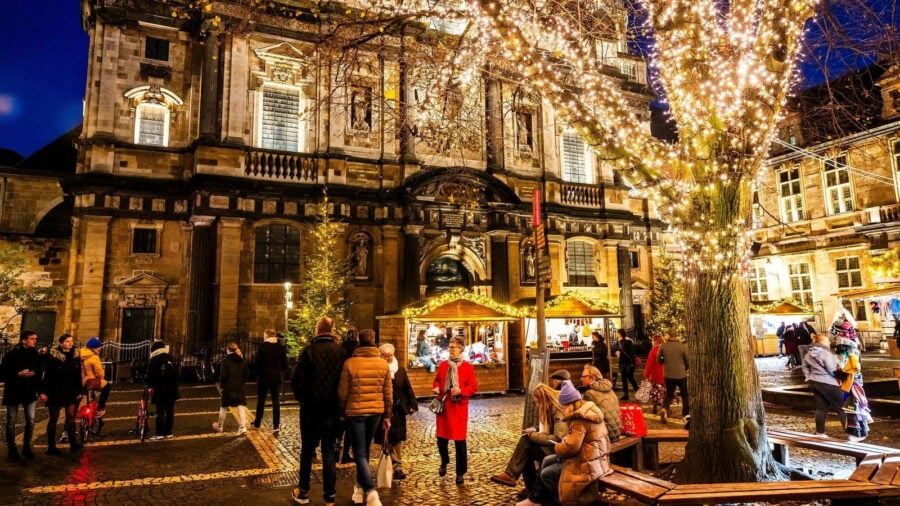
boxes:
[424,256,472,296]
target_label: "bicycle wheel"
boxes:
[91,415,103,436]
[79,418,89,443]
[137,410,147,442]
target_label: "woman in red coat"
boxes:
[432,335,478,485]
[643,336,666,414]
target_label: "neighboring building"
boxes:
[51,0,666,348]
[753,60,900,340]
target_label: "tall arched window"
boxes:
[565,240,598,286]
[124,85,183,147]
[254,224,300,283]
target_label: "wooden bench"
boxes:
[598,464,676,505]
[657,479,899,505]
[641,429,689,472]
[767,427,900,466]
[608,435,643,471]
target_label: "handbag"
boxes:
[376,434,393,488]
[429,393,446,415]
[634,357,642,367]
[635,380,652,403]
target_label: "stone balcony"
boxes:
[244,148,318,183]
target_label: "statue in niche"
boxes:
[351,233,370,278]
[350,86,371,132]
[523,243,536,280]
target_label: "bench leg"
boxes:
[772,443,789,467]
[635,442,644,472]
[642,441,659,473]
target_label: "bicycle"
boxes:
[135,387,154,442]
[77,389,104,443]
[192,348,214,383]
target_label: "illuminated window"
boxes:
[254,224,300,284]
[560,131,592,183]
[125,86,183,148]
[749,265,768,302]
[835,257,862,289]
[788,262,813,305]
[259,86,304,152]
[565,240,597,286]
[823,154,853,214]
[777,165,804,223]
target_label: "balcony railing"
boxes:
[560,182,602,208]
[879,203,900,224]
[244,149,318,183]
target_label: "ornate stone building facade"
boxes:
[54,0,664,345]
[752,62,900,337]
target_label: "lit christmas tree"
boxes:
[647,248,685,339]
[285,199,353,356]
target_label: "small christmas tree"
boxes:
[647,247,685,340]
[284,199,353,357]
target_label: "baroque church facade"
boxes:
[5,0,665,346]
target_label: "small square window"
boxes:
[132,228,158,254]
[145,37,170,62]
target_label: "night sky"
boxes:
[0,1,894,159]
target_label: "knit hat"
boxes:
[85,337,102,350]
[549,369,571,381]
[836,337,856,348]
[151,340,167,352]
[558,380,581,405]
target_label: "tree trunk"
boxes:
[681,264,787,483]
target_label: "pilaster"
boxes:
[382,225,402,313]
[215,217,245,339]
[77,215,112,339]
[186,216,216,346]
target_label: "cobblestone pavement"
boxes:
[0,353,897,505]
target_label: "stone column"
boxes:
[489,232,510,303]
[221,34,248,146]
[215,217,245,339]
[484,76,504,171]
[90,23,120,139]
[382,225,402,313]
[186,216,216,346]
[400,226,422,305]
[75,215,112,339]
[616,245,634,329]
[199,31,223,142]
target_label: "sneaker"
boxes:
[848,434,867,442]
[59,433,68,444]
[490,471,517,486]
[352,484,363,503]
[291,488,310,505]
[164,434,174,439]
[237,426,247,436]
[149,435,166,441]
[365,490,382,506]
[212,422,223,433]
[659,408,667,424]
[272,428,281,437]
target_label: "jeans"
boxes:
[97,383,112,411]
[532,454,563,505]
[254,382,281,429]
[663,377,690,417]
[418,356,436,373]
[155,399,176,436]
[5,401,35,450]
[809,381,847,434]
[505,434,551,489]
[619,363,638,399]
[346,414,382,493]
[437,437,468,476]
[299,406,341,502]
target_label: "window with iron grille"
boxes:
[132,228,157,254]
[561,132,589,183]
[254,224,300,283]
[788,262,813,306]
[749,265,768,302]
[136,103,167,146]
[835,256,862,289]
[261,87,301,152]
[823,154,853,214]
[777,165,804,223]
[565,241,597,286]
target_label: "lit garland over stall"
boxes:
[401,288,526,319]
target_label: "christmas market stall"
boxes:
[377,289,524,395]
[749,299,818,356]
[520,292,623,381]
[832,283,900,358]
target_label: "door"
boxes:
[121,308,156,344]
[21,311,56,345]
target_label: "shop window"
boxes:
[823,154,853,215]
[777,165,804,223]
[259,85,304,152]
[749,265,768,302]
[560,130,592,184]
[565,240,598,286]
[835,256,862,289]
[788,262,813,306]
[132,228,158,254]
[144,37,170,62]
[254,224,300,284]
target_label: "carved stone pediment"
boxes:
[114,271,168,308]
[253,42,311,85]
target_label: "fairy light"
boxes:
[401,288,524,318]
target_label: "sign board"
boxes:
[522,349,549,430]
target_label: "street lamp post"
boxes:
[283,282,293,332]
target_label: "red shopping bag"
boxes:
[619,403,647,437]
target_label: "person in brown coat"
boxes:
[518,380,612,506]
[338,328,392,506]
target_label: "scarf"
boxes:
[388,357,399,379]
[150,346,169,359]
[444,356,463,394]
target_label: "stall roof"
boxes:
[381,289,523,321]
[832,283,900,300]
[517,292,623,318]
[750,299,815,315]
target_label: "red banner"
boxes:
[532,189,542,227]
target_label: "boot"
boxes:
[66,421,83,453]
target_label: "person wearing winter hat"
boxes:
[548,369,570,390]
[147,340,180,440]
[518,380,611,506]
[80,337,111,417]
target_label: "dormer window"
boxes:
[145,37,169,62]
[125,86,184,147]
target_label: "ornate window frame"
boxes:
[124,85,183,147]
[251,43,313,153]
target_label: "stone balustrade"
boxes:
[244,149,318,183]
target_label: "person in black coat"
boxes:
[147,340,180,440]
[337,326,359,463]
[375,343,418,479]
[213,342,249,434]
[252,329,288,433]
[1,330,41,461]
[39,334,84,455]
[591,331,611,380]
[615,329,639,401]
